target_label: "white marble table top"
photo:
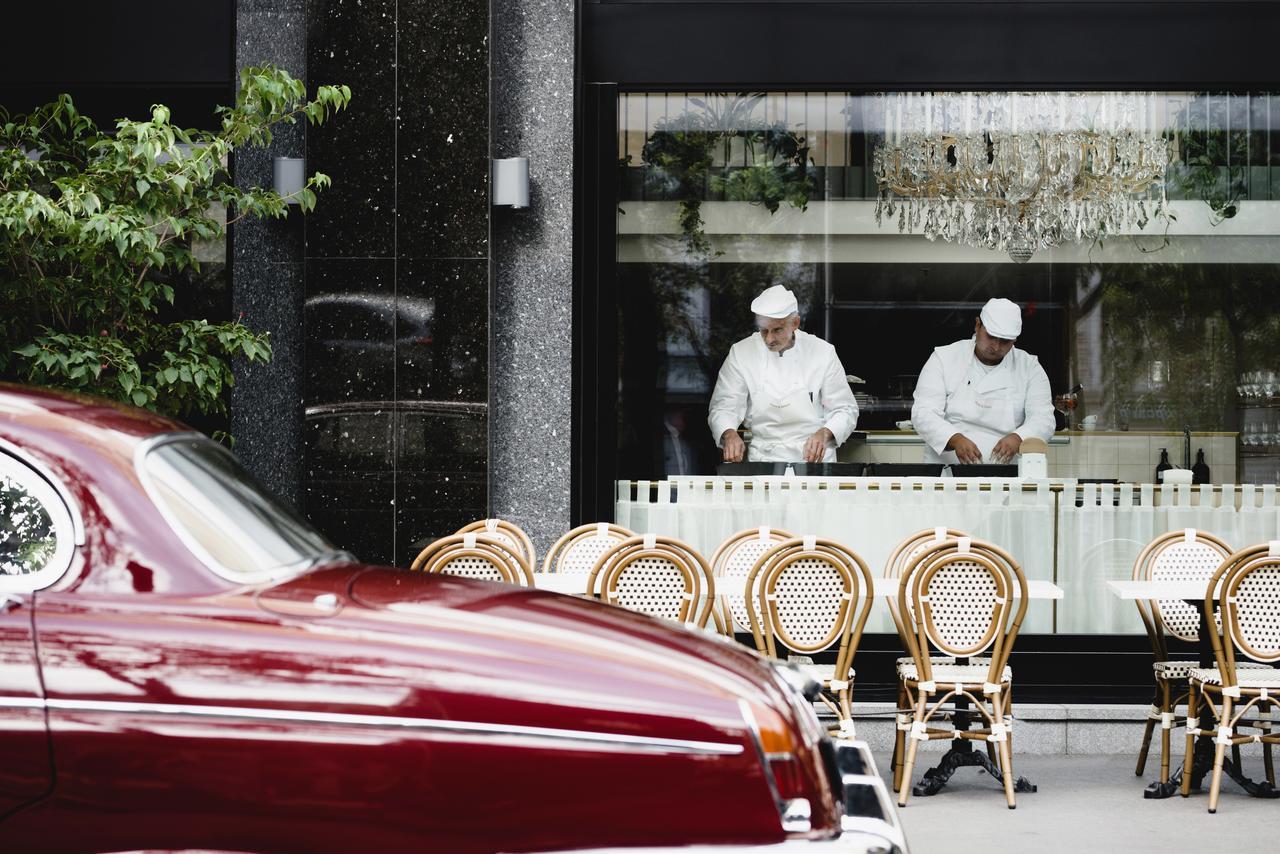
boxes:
[1106,579,1216,600]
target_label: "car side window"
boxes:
[0,452,75,591]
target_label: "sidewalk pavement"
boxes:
[885,754,1277,854]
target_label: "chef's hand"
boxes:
[803,428,835,463]
[721,429,746,463]
[946,433,983,465]
[990,433,1023,464]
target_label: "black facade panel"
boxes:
[307,0,398,258]
[398,0,491,259]
[584,1,1276,88]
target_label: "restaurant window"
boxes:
[615,90,1280,635]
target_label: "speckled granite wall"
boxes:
[232,0,308,509]
[237,0,568,561]
[491,0,576,554]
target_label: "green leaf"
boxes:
[131,390,148,407]
[136,178,151,197]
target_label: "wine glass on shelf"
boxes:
[1265,370,1277,402]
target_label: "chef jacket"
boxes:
[911,337,1055,464]
[708,330,859,462]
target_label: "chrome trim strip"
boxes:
[0,697,44,710]
[35,698,744,755]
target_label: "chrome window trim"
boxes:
[7,697,743,756]
[0,450,78,593]
[134,432,333,586]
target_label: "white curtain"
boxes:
[616,477,1057,634]
[1057,482,1280,634]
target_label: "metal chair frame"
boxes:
[1182,543,1280,812]
[541,523,635,574]
[895,537,1028,809]
[409,532,535,586]
[709,526,795,634]
[1130,529,1234,784]
[743,536,874,741]
[589,534,716,628]
[456,518,537,571]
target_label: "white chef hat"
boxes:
[750,285,799,319]
[980,297,1022,339]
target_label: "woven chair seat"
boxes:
[1154,659,1271,679]
[1188,667,1280,689]
[898,662,1011,686]
[896,655,990,674]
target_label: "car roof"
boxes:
[0,382,187,444]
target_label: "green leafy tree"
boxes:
[0,65,350,421]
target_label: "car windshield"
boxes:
[143,436,340,580]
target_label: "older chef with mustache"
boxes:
[911,297,1055,466]
[708,285,859,464]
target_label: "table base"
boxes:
[1144,735,1280,800]
[912,737,1038,798]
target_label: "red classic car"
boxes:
[0,384,904,853]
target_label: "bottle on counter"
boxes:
[1156,448,1173,483]
[1193,449,1211,485]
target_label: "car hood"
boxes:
[250,563,785,746]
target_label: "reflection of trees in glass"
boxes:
[0,478,56,575]
[637,94,814,256]
[1164,93,1253,224]
[1094,263,1280,429]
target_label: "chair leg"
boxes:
[1262,706,1275,786]
[1136,694,1157,777]
[837,686,855,740]
[1159,679,1173,784]
[993,699,1016,809]
[898,693,926,808]
[1208,697,1231,814]
[1004,689,1015,769]
[1181,682,1198,798]
[891,684,906,793]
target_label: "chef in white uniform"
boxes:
[911,297,1055,465]
[708,285,859,463]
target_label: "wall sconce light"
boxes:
[273,156,306,204]
[492,157,529,209]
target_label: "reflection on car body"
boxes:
[0,383,905,852]
[303,399,487,565]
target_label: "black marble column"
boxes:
[302,0,490,567]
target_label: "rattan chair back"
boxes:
[709,526,795,632]
[541,523,635,574]
[1132,529,1233,657]
[1210,544,1280,682]
[884,527,968,651]
[591,534,715,627]
[901,537,1028,688]
[409,532,534,586]
[744,536,874,679]
[456,518,537,569]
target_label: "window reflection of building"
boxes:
[617,90,1280,485]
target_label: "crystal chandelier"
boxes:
[871,92,1170,262]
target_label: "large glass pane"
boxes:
[615,90,1280,634]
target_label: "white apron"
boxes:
[747,348,835,463]
[923,360,1017,465]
